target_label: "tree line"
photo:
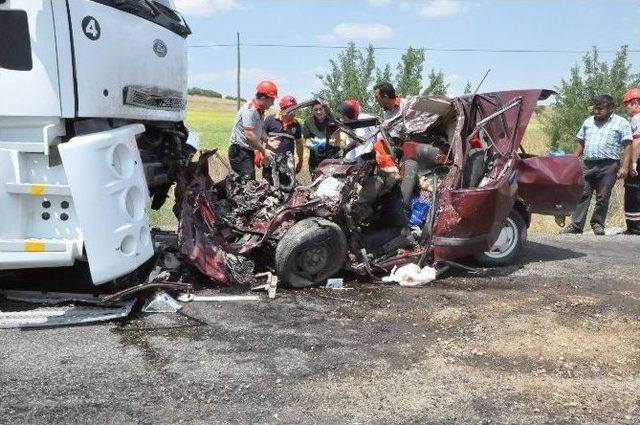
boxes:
[189,43,638,153]
[188,87,246,102]
[314,43,639,153]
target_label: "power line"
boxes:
[188,42,640,54]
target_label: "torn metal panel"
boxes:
[141,291,182,313]
[0,300,135,329]
[102,281,194,303]
[0,290,104,305]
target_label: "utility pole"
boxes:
[236,32,241,111]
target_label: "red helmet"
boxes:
[339,99,361,120]
[256,80,278,98]
[279,95,297,110]
[623,88,640,104]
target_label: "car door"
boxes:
[515,153,584,216]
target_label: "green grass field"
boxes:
[150,96,626,233]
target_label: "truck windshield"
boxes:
[90,0,191,38]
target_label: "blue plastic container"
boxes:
[408,197,431,227]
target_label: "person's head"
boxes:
[591,94,615,120]
[623,88,640,116]
[311,100,327,121]
[255,80,278,109]
[373,81,397,110]
[339,99,361,121]
[279,95,297,121]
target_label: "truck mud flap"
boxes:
[59,124,154,284]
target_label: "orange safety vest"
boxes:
[374,138,399,173]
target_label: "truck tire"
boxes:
[275,218,347,288]
[474,209,527,267]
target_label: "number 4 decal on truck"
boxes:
[82,16,101,41]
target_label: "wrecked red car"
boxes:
[176,89,583,287]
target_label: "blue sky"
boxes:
[175,0,640,101]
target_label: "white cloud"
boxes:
[419,0,461,18]
[316,23,394,42]
[173,0,239,17]
[368,0,391,6]
[190,67,288,84]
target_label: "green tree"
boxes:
[543,45,640,152]
[395,47,425,96]
[463,81,472,94]
[316,42,377,112]
[375,63,393,88]
[422,69,449,96]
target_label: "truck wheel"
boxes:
[474,209,527,267]
[275,218,347,288]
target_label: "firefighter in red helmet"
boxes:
[227,80,278,179]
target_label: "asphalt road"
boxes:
[1,233,639,424]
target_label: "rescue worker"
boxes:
[622,88,640,234]
[562,94,633,235]
[228,80,277,179]
[338,99,377,162]
[373,81,405,121]
[256,95,304,187]
[302,100,340,172]
[336,99,400,224]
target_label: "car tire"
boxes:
[275,218,347,288]
[474,209,527,267]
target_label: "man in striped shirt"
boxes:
[564,95,633,235]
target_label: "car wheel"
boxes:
[474,209,527,267]
[275,218,347,288]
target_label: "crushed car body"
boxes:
[177,89,585,287]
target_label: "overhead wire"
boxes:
[188,42,640,54]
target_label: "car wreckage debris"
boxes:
[141,290,183,313]
[176,293,261,302]
[0,299,135,329]
[1,290,107,305]
[102,281,194,303]
[173,90,583,289]
[251,272,278,299]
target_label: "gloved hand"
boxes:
[307,138,326,152]
[254,150,263,167]
[296,158,303,173]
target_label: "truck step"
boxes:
[0,239,71,253]
[0,142,46,153]
[4,182,71,196]
[0,239,77,270]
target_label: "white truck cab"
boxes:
[0,0,191,284]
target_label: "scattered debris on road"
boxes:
[141,290,183,313]
[0,299,135,329]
